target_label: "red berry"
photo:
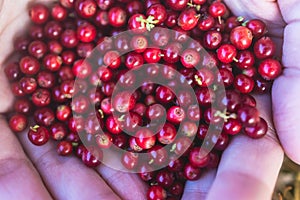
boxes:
[28,125,50,146]
[258,59,282,80]
[230,26,253,50]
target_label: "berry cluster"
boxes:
[6,0,282,199]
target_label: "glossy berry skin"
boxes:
[166,0,188,11]
[203,30,222,50]
[234,74,255,94]
[112,91,136,113]
[143,48,162,63]
[106,115,122,135]
[181,49,201,68]
[128,14,147,33]
[198,14,215,31]
[28,126,50,146]
[167,106,185,124]
[81,147,102,168]
[121,152,139,170]
[147,4,167,25]
[235,50,255,69]
[20,77,37,94]
[43,54,62,72]
[50,122,67,140]
[258,59,282,80]
[246,19,267,38]
[244,117,268,139]
[75,0,97,18]
[57,141,73,156]
[77,22,97,43]
[155,86,175,104]
[156,170,175,189]
[178,9,199,31]
[34,107,55,127]
[28,40,48,59]
[208,1,226,18]
[9,113,28,133]
[72,59,92,79]
[237,105,260,127]
[13,99,32,115]
[230,26,253,50]
[147,185,167,200]
[19,56,40,75]
[29,4,49,24]
[183,163,201,181]
[32,88,51,107]
[135,128,156,150]
[253,37,276,59]
[223,118,242,135]
[108,7,127,27]
[104,50,121,69]
[217,44,237,64]
[51,3,68,21]
[95,133,113,149]
[189,147,210,168]
[61,29,79,49]
[157,122,177,144]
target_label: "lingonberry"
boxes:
[9,113,28,133]
[246,19,267,38]
[126,0,144,15]
[113,134,128,148]
[235,50,255,69]
[108,7,127,27]
[106,115,122,135]
[125,52,144,70]
[32,88,51,107]
[29,24,44,39]
[230,26,253,50]
[56,105,72,121]
[203,30,222,50]
[121,152,139,170]
[187,104,201,121]
[167,106,185,124]
[217,44,237,64]
[77,22,97,43]
[198,14,215,31]
[28,125,50,146]
[147,145,168,166]
[68,116,85,133]
[81,146,102,167]
[13,98,32,115]
[43,54,62,71]
[34,107,55,127]
[48,40,63,55]
[112,91,136,113]
[72,59,92,79]
[85,113,103,135]
[4,62,22,82]
[178,8,199,31]
[195,87,215,106]
[57,141,73,156]
[258,58,282,80]
[157,122,177,144]
[50,122,68,140]
[253,36,276,59]
[51,3,68,21]
[37,70,56,89]
[75,0,97,18]
[19,56,40,75]
[169,181,184,196]
[189,147,210,168]
[237,105,260,127]
[208,1,226,19]
[179,121,198,137]
[217,68,234,87]
[44,21,63,40]
[166,0,188,11]
[143,48,162,63]
[244,117,268,139]
[223,118,242,135]
[60,29,79,48]
[11,82,25,97]
[103,50,121,69]
[163,42,182,63]
[61,51,76,65]
[146,4,167,25]
[28,40,48,59]
[254,77,272,94]
[29,4,49,24]
[135,128,156,150]
[71,95,90,114]
[234,74,255,94]
[147,185,167,200]
[181,49,201,68]
[155,86,175,104]
[19,77,37,94]
[156,170,175,189]
[130,35,148,53]
[95,133,113,149]
[183,163,201,181]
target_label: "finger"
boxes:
[97,152,148,200]
[0,67,14,113]
[182,169,216,200]
[224,0,285,37]
[207,95,284,200]
[18,132,121,200]
[0,117,52,200]
[272,0,300,164]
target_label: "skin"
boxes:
[0,0,299,199]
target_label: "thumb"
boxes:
[272,0,300,164]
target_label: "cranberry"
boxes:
[143,48,162,63]
[157,122,176,144]
[198,14,215,31]
[4,62,22,82]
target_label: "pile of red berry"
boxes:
[6,0,282,199]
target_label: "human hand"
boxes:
[183,0,300,199]
[0,1,148,199]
